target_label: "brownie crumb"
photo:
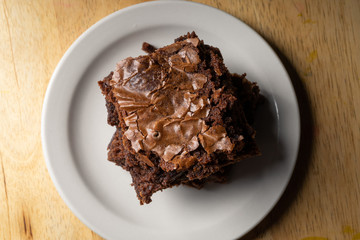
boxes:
[142,42,157,54]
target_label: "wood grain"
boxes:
[0,0,359,239]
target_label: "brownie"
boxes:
[98,32,261,204]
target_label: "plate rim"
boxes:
[41,1,300,239]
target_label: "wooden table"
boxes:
[1,0,359,239]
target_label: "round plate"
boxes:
[41,1,300,240]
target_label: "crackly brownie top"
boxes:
[109,37,234,170]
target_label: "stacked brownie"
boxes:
[98,32,261,204]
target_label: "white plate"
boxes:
[41,1,300,240]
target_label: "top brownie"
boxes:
[98,32,261,204]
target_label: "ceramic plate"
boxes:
[41,1,300,239]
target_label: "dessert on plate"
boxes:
[98,32,261,204]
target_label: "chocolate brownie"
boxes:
[98,32,261,204]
